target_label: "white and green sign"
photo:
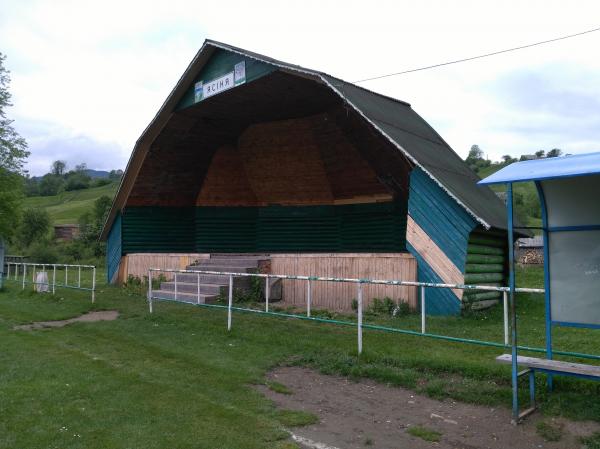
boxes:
[194,61,246,103]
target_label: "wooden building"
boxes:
[100,40,509,314]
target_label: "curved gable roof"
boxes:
[101,39,507,239]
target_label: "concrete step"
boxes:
[185,265,258,274]
[175,273,233,284]
[152,290,217,304]
[159,282,223,295]
[174,272,254,287]
[191,258,265,267]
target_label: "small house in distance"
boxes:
[100,40,511,314]
[54,224,80,242]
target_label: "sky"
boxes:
[1,0,599,176]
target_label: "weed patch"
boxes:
[407,425,442,442]
[275,410,319,427]
[536,420,564,442]
[267,381,292,395]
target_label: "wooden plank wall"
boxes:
[117,253,210,283]
[196,113,392,207]
[270,253,417,311]
[406,168,478,315]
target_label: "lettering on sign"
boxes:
[203,72,234,99]
[193,61,247,103]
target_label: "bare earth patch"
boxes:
[259,367,600,449]
[14,311,119,330]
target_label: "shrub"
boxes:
[27,240,58,264]
[92,178,112,187]
[19,208,51,247]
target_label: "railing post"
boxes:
[65,265,68,287]
[306,279,311,318]
[174,272,178,301]
[148,270,153,313]
[197,272,201,305]
[52,265,56,295]
[357,282,363,355]
[265,275,270,312]
[22,264,26,290]
[32,263,36,291]
[6,262,9,279]
[91,267,96,303]
[227,274,233,331]
[421,286,426,334]
[503,290,509,346]
[78,266,81,288]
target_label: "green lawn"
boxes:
[22,182,118,225]
[1,267,600,448]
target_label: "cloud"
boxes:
[2,0,600,174]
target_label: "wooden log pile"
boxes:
[462,232,506,311]
[517,247,543,265]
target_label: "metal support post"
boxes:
[421,286,426,334]
[91,267,96,303]
[197,272,201,305]
[507,183,519,424]
[306,279,312,317]
[357,283,363,355]
[503,291,509,346]
[227,274,233,331]
[174,272,178,301]
[265,276,270,312]
[148,270,153,313]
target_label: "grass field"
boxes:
[1,267,600,448]
[22,182,118,225]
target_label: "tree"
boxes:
[501,155,517,164]
[38,173,64,196]
[535,150,545,159]
[19,208,50,247]
[547,148,563,158]
[51,160,66,176]
[0,52,29,239]
[108,169,123,181]
[466,145,484,162]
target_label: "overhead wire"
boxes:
[352,26,600,83]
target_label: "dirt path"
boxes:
[14,310,119,330]
[259,367,599,449]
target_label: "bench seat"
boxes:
[496,354,600,379]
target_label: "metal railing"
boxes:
[4,262,96,303]
[147,268,553,357]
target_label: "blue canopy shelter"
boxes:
[479,151,600,423]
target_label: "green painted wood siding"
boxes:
[407,167,478,315]
[121,202,407,255]
[106,211,122,282]
[176,49,276,110]
[122,207,195,253]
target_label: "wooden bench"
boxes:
[496,354,600,421]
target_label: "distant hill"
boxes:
[22,181,118,225]
[83,169,111,179]
[31,168,118,180]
